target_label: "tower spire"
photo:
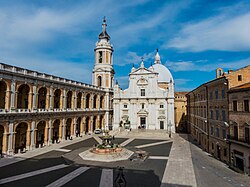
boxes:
[99,16,110,41]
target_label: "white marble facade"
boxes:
[113,51,175,132]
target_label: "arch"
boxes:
[85,117,90,133]
[99,115,104,129]
[97,76,102,87]
[93,95,97,109]
[15,122,28,153]
[76,117,81,136]
[36,121,46,147]
[216,68,223,78]
[100,96,104,109]
[93,116,97,131]
[38,87,47,109]
[17,84,30,109]
[0,81,7,109]
[52,119,60,143]
[85,94,90,108]
[77,92,82,108]
[54,89,61,109]
[66,118,72,140]
[0,125,4,154]
[67,91,73,109]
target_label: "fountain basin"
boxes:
[79,148,134,162]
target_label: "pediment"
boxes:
[131,67,155,75]
[137,109,148,115]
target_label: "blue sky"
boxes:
[0,0,250,91]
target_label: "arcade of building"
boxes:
[0,63,112,155]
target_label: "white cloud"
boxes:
[123,51,155,66]
[0,56,92,84]
[175,78,192,85]
[167,57,250,72]
[167,11,250,52]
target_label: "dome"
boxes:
[151,63,174,83]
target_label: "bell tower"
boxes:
[92,17,115,89]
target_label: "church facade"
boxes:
[113,51,175,132]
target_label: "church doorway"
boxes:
[160,121,164,129]
[140,117,146,128]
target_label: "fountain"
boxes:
[92,134,122,154]
[79,132,134,162]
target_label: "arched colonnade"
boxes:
[0,115,105,155]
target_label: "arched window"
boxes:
[93,95,97,108]
[85,94,90,108]
[38,87,47,109]
[97,76,102,87]
[17,84,30,109]
[0,81,7,109]
[67,91,72,108]
[54,89,61,109]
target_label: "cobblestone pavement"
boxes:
[0,131,249,187]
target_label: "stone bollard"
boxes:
[39,144,41,148]
[18,149,21,154]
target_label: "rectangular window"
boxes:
[210,110,213,119]
[215,90,218,99]
[222,129,226,139]
[142,103,145,109]
[244,100,249,112]
[238,75,242,81]
[124,104,127,108]
[245,127,249,143]
[216,109,219,120]
[222,110,226,121]
[210,126,214,135]
[234,126,238,140]
[210,92,213,100]
[160,104,164,108]
[221,89,225,99]
[141,89,145,96]
[216,127,219,137]
[233,101,237,111]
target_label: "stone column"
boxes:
[26,124,31,150]
[44,121,48,146]
[81,117,85,135]
[73,117,77,136]
[2,130,8,154]
[90,116,93,133]
[63,89,66,110]
[62,118,65,140]
[47,119,52,145]
[7,122,14,155]
[97,96,100,109]
[5,86,11,110]
[97,115,100,129]
[73,92,77,109]
[32,84,37,110]
[81,94,85,109]
[10,80,16,110]
[49,86,53,110]
[30,121,36,150]
[90,95,93,109]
